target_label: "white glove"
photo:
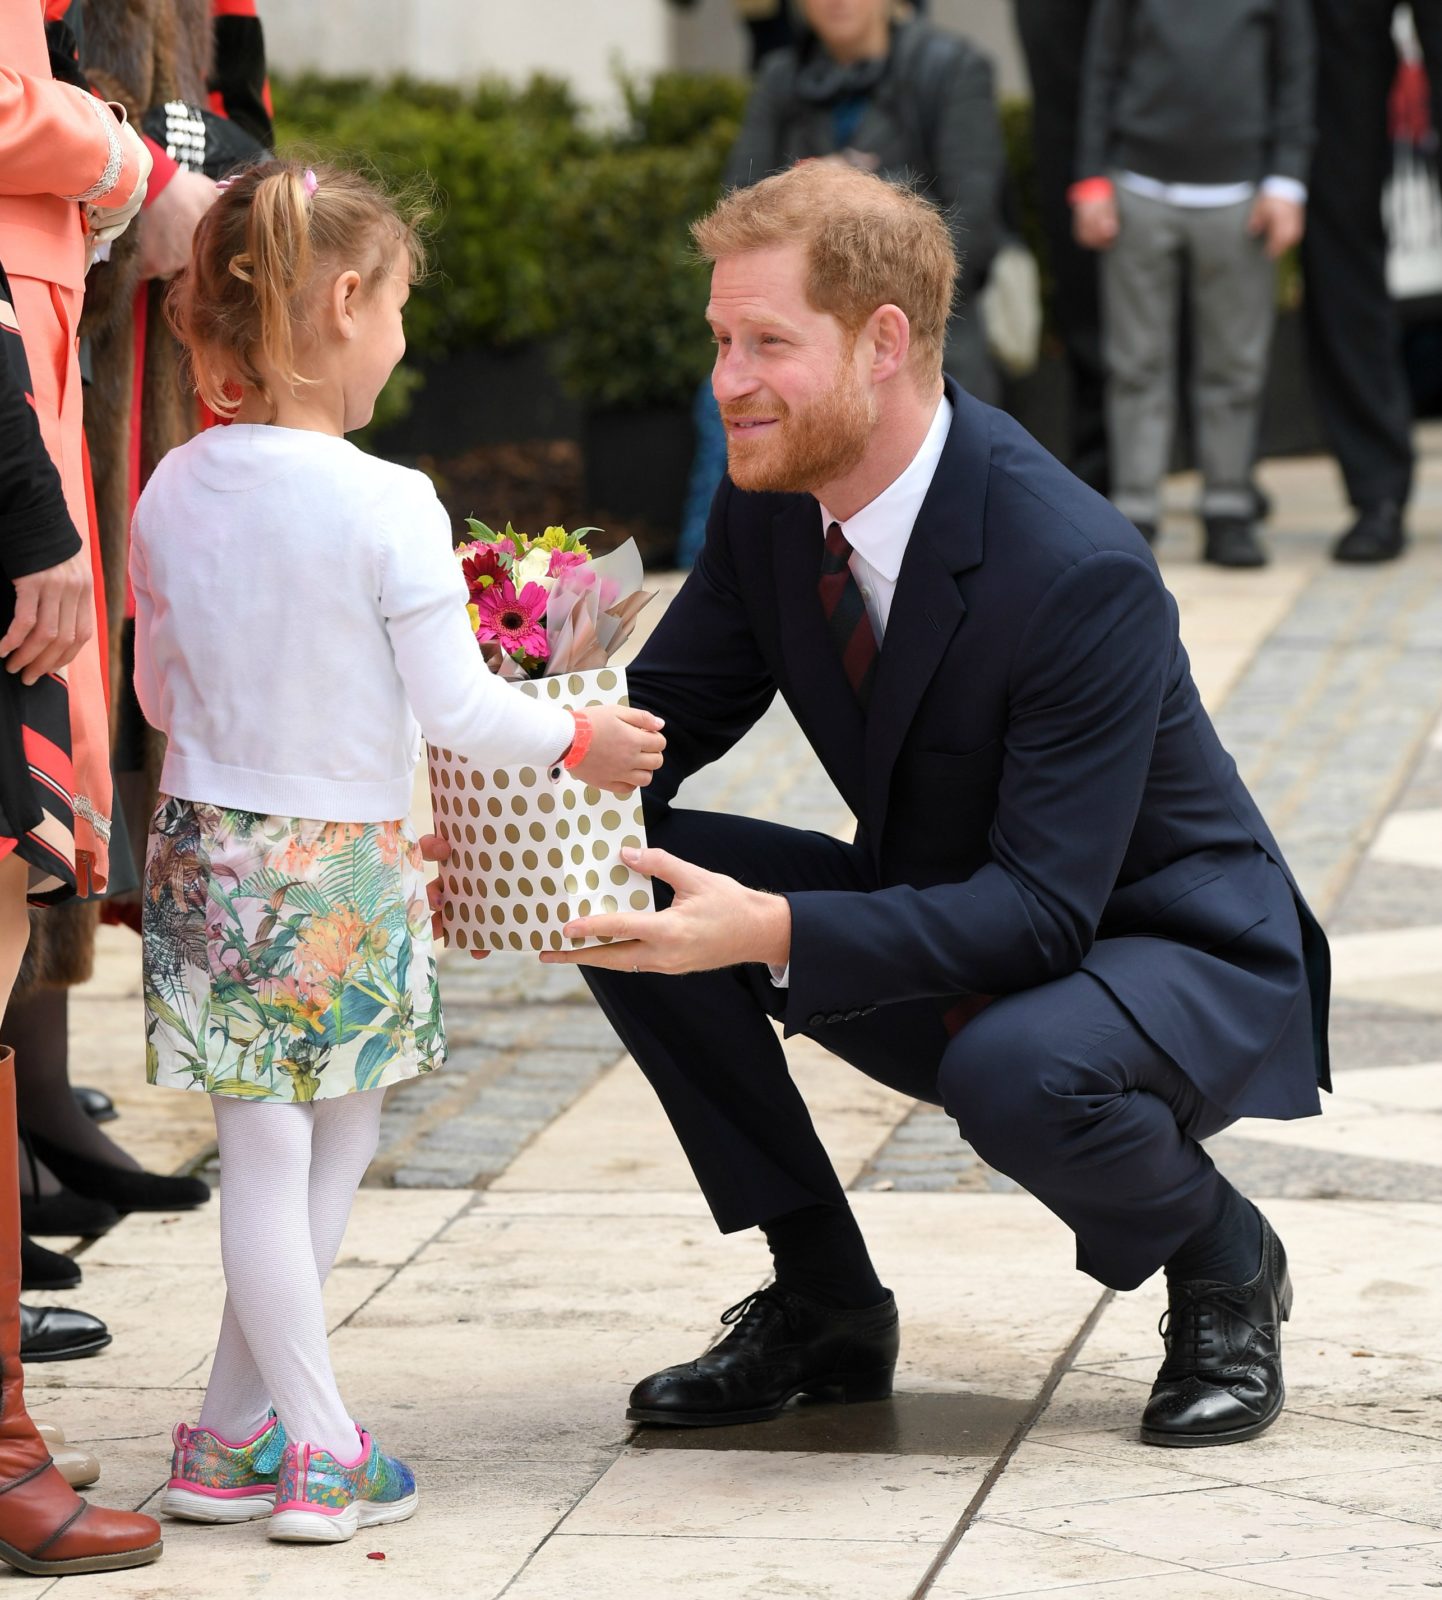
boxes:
[85,105,153,244]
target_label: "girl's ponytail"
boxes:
[231,167,316,400]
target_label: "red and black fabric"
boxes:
[208,0,273,151]
[817,522,879,711]
[0,265,78,906]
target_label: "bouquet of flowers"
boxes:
[427,520,656,956]
[457,519,653,681]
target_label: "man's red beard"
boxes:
[721,360,875,493]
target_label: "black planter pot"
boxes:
[582,407,695,548]
[372,341,581,458]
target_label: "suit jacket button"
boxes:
[809,1013,826,1028]
[845,1008,862,1021]
[862,1005,877,1016]
[828,1012,844,1024]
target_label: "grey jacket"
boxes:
[1077,0,1315,188]
[725,19,1006,400]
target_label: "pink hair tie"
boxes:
[302,168,319,199]
[215,175,238,193]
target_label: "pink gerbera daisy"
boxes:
[473,577,549,661]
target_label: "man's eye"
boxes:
[712,334,731,347]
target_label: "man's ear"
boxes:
[328,269,364,339]
[866,303,911,384]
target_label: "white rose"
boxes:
[514,548,554,591]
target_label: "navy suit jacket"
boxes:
[629,383,1329,1122]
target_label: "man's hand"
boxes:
[1,550,94,686]
[1248,193,1305,260]
[538,847,791,974]
[135,168,219,281]
[1073,195,1119,251]
[418,831,489,958]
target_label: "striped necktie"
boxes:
[818,521,879,710]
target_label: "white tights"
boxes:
[197,1090,385,1460]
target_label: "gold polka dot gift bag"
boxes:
[427,524,656,954]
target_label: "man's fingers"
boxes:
[619,846,706,895]
[539,936,648,969]
[418,832,451,863]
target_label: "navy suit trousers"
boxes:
[584,807,1237,1292]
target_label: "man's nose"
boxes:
[711,346,758,404]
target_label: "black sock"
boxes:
[761,1203,886,1310]
[1165,1183,1263,1286]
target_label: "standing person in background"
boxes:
[1071,0,1314,568]
[1303,1,1442,564]
[1011,0,1108,494]
[677,0,1002,565]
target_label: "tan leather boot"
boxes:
[0,1049,161,1574]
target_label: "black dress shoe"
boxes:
[20,1189,120,1239]
[21,1234,81,1292]
[1203,517,1269,568]
[1333,501,1406,564]
[1141,1212,1291,1448]
[73,1087,118,1124]
[27,1132,210,1214]
[19,1304,112,1364]
[627,1286,899,1427]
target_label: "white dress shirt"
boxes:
[817,392,953,644]
[770,393,953,986]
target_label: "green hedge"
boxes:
[272,71,741,416]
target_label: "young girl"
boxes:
[131,159,665,1544]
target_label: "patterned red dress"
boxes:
[0,261,78,903]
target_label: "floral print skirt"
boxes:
[142,798,445,1102]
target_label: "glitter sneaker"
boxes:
[267,1430,418,1544]
[160,1416,286,1523]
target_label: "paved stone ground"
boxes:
[40,434,1442,1600]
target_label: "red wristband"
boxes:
[561,708,593,771]
[1067,176,1115,206]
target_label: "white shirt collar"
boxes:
[818,394,952,581]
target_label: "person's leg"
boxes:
[1014,0,1108,490]
[1102,189,1182,533]
[937,971,1255,1290]
[199,1088,385,1445]
[0,856,161,1572]
[1187,199,1276,565]
[201,1098,355,1459]
[1302,0,1414,516]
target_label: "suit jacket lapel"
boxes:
[863,383,989,841]
[772,496,869,810]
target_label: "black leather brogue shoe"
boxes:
[627,1286,899,1427]
[1141,1213,1291,1448]
[19,1304,113,1363]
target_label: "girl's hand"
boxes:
[571,705,666,797]
[1,550,94,686]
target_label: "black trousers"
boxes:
[583,808,1234,1292]
[1303,0,1442,511]
[1012,0,1108,492]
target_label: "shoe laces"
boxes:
[1158,1283,1265,1370]
[719,1287,804,1340]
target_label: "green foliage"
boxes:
[549,124,735,411]
[273,72,595,355]
[270,69,745,417]
[618,69,748,149]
